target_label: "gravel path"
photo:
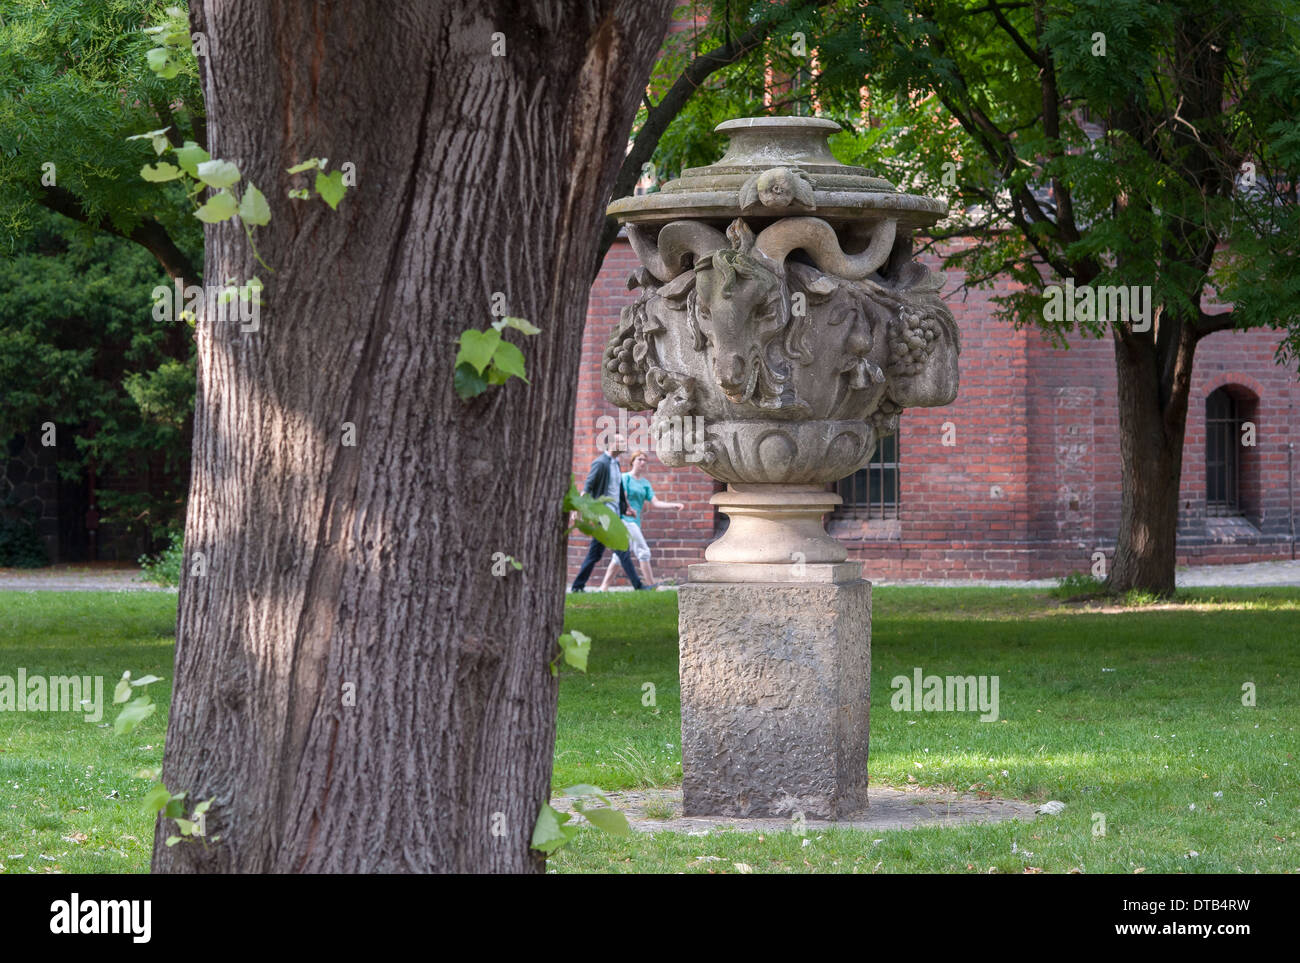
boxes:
[0,568,173,592]
[872,558,1300,588]
[5,557,1299,592]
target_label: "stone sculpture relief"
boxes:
[602,203,959,485]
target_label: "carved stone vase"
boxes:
[604,117,961,817]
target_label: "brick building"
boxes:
[568,235,1300,583]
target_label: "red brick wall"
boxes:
[568,236,1300,583]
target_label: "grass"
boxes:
[0,592,175,873]
[551,586,1300,873]
[1,585,1297,873]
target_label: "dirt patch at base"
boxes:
[551,785,1039,835]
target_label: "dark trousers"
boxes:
[571,537,642,590]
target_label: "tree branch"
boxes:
[989,0,1045,68]
[592,0,832,279]
[37,185,198,281]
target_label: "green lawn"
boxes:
[2,586,1297,873]
[0,593,174,873]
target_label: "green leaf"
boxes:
[530,804,579,855]
[127,127,172,155]
[315,170,346,210]
[130,675,163,687]
[287,188,312,200]
[174,141,211,178]
[126,127,170,142]
[581,806,631,836]
[195,159,241,189]
[194,190,239,223]
[141,783,172,815]
[455,328,502,375]
[491,316,542,336]
[140,162,183,182]
[557,629,591,674]
[193,798,214,816]
[174,818,195,835]
[113,695,155,735]
[490,340,528,383]
[113,671,132,704]
[453,363,488,400]
[165,836,182,847]
[286,158,325,174]
[238,183,271,226]
[162,792,187,820]
[561,477,630,550]
[562,784,609,801]
[145,47,171,75]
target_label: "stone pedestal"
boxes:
[677,568,871,819]
[600,114,959,826]
[705,484,847,565]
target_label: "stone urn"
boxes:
[604,116,959,574]
[604,117,961,819]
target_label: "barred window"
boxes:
[1205,388,1242,516]
[835,433,900,520]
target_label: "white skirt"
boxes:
[624,520,652,562]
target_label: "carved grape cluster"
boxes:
[888,306,942,377]
[604,334,644,388]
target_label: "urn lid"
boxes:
[607,116,946,228]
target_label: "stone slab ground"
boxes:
[551,786,1038,834]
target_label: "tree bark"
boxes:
[153,0,670,874]
[1107,320,1197,597]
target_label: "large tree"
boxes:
[836,0,1300,595]
[152,0,671,873]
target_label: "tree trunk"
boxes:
[154,0,670,874]
[1107,321,1197,597]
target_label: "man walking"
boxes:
[569,434,646,592]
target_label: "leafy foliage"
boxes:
[551,628,592,677]
[0,0,204,268]
[0,212,193,542]
[562,476,629,551]
[531,785,630,855]
[453,316,540,399]
[112,669,163,735]
[638,0,1300,355]
[0,504,48,567]
[138,527,183,586]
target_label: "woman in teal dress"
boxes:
[598,450,683,589]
